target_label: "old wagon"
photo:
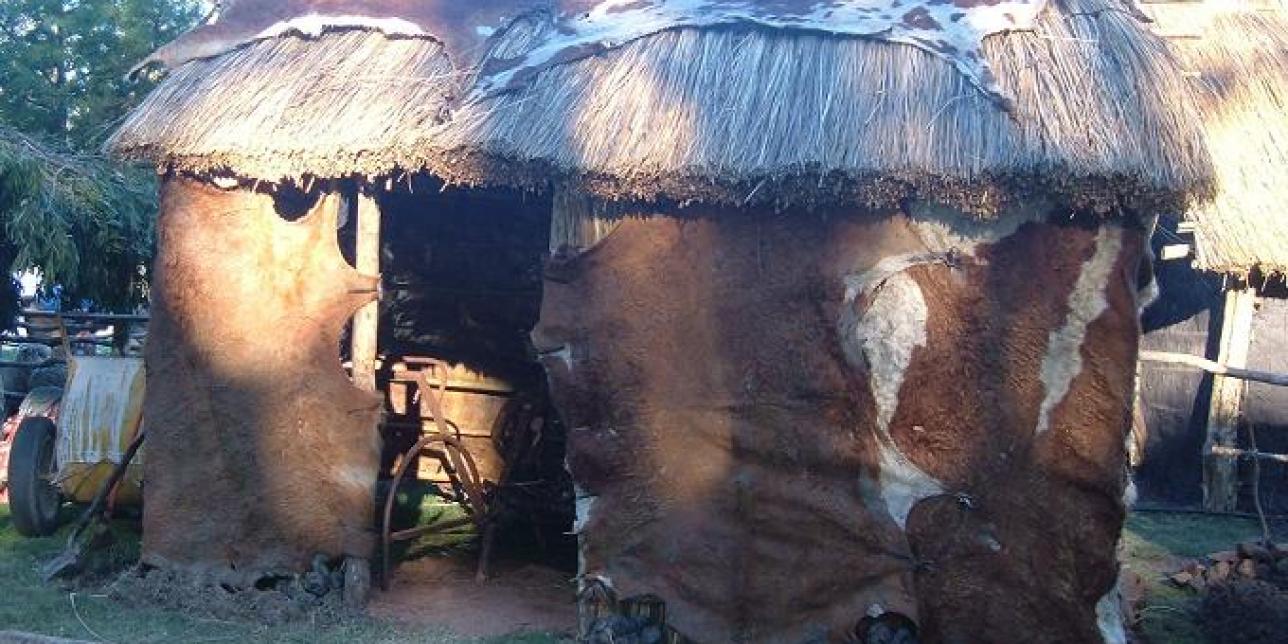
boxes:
[3,312,147,536]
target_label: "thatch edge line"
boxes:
[413,146,1206,217]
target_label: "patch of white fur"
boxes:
[875,439,945,529]
[906,200,1045,257]
[1122,475,1138,508]
[1035,228,1124,436]
[852,273,929,433]
[1138,274,1159,316]
[540,345,575,371]
[254,15,429,40]
[580,573,615,594]
[843,271,944,528]
[843,254,943,309]
[573,486,596,534]
[1096,581,1128,644]
[335,465,373,492]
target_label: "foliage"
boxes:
[0,0,206,148]
[0,0,207,319]
[0,126,153,316]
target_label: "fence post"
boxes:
[1202,285,1257,512]
[350,192,381,392]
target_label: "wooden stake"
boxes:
[1139,351,1288,387]
[345,191,380,605]
[1202,286,1257,512]
[351,193,381,392]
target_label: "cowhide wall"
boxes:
[533,202,1147,642]
[143,177,381,585]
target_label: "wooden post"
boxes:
[350,192,381,392]
[1202,285,1257,512]
[346,191,380,605]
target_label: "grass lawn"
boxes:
[1122,510,1285,644]
[0,504,565,643]
[1,502,1277,643]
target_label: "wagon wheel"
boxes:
[411,359,489,521]
[7,416,63,536]
[379,432,485,590]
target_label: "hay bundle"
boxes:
[1144,4,1288,277]
[420,0,1211,214]
[109,0,1214,214]
[107,30,456,182]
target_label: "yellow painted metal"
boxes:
[54,356,145,503]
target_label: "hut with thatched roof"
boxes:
[109,0,1215,641]
[1132,1,1288,515]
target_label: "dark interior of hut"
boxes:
[322,177,575,579]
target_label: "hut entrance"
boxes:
[360,181,575,593]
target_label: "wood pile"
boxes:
[1168,541,1288,592]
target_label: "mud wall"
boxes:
[143,177,382,585]
[534,203,1147,642]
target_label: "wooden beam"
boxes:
[344,191,381,608]
[1139,351,1288,387]
[1203,286,1257,512]
[1210,446,1288,466]
[350,193,381,392]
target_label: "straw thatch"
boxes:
[1143,3,1288,277]
[414,0,1212,214]
[107,30,455,181]
[109,0,1213,214]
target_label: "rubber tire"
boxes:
[7,416,62,537]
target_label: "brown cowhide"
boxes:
[143,177,381,585]
[533,206,1144,642]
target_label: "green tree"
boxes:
[0,126,153,315]
[0,0,204,319]
[0,0,205,148]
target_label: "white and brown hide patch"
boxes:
[536,206,1146,642]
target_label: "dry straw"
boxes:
[1145,3,1288,277]
[110,0,1214,215]
[107,31,456,181]
[420,0,1212,214]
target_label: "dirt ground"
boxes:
[371,553,576,638]
[3,503,1286,643]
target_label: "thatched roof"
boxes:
[107,30,454,180]
[420,0,1211,214]
[1143,2,1288,277]
[109,0,1214,214]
